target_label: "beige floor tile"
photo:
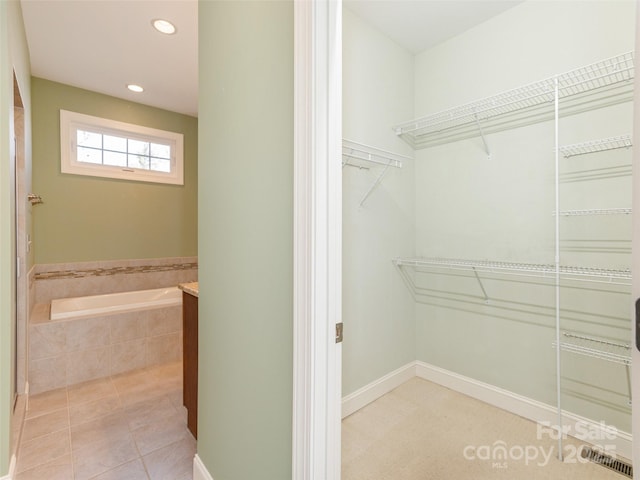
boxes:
[26,387,68,419]
[67,377,117,406]
[132,411,194,456]
[143,437,196,480]
[70,412,131,451]
[69,393,122,426]
[123,395,179,430]
[21,407,69,442]
[118,385,172,407]
[16,362,193,480]
[89,458,150,480]
[14,453,73,480]
[111,367,163,400]
[16,428,71,473]
[72,436,139,480]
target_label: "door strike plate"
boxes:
[335,322,343,344]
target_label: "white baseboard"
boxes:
[415,361,632,461]
[190,361,631,479]
[193,454,214,480]
[341,362,416,418]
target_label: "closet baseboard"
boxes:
[341,362,416,418]
[193,454,215,480]
[415,361,632,462]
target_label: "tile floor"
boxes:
[15,361,195,480]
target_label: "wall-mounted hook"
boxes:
[27,193,43,205]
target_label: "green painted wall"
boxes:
[198,1,293,479]
[0,2,11,474]
[31,78,197,264]
[342,8,416,396]
[1,0,31,474]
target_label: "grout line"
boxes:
[20,363,184,480]
[64,385,76,480]
[116,372,153,480]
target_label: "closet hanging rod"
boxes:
[393,257,632,284]
[559,134,632,158]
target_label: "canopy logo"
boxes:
[462,420,618,470]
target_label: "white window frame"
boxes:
[60,109,184,185]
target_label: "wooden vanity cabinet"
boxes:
[182,291,198,438]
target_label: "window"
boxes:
[60,110,184,185]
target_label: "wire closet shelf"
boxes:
[393,52,635,149]
[556,208,632,216]
[342,139,411,207]
[342,139,409,169]
[553,332,631,366]
[393,257,632,285]
[559,134,632,158]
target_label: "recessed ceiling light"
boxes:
[127,84,144,93]
[152,19,177,35]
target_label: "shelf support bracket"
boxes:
[472,267,490,304]
[625,363,632,406]
[359,162,391,208]
[474,114,491,160]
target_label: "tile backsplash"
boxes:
[34,256,198,304]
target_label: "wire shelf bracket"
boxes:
[471,267,490,303]
[474,114,491,159]
[393,52,635,150]
[342,139,411,208]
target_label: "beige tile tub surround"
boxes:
[34,256,198,304]
[29,305,183,394]
[27,257,195,393]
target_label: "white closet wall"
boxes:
[342,9,416,396]
[411,0,635,434]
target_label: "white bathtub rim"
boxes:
[50,286,182,321]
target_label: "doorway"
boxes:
[339,2,637,479]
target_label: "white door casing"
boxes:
[292,1,342,480]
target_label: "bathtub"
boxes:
[50,286,182,321]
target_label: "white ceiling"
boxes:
[20,1,523,118]
[20,0,198,117]
[344,0,524,54]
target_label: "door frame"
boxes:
[292,1,342,479]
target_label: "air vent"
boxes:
[581,446,632,478]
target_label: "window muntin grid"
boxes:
[61,110,184,185]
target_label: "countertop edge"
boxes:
[178,281,199,298]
